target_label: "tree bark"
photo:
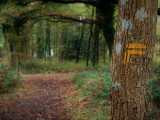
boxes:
[111,0,157,120]
[100,3,115,58]
[76,24,85,63]
[92,9,100,66]
[86,7,94,66]
[92,23,100,66]
[45,21,51,59]
[2,24,19,69]
[37,21,44,59]
[86,23,93,66]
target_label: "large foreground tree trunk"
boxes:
[111,0,157,120]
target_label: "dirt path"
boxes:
[0,73,76,120]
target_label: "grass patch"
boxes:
[68,70,160,119]
[68,70,111,120]
[24,59,88,73]
[23,59,110,74]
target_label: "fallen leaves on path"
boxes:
[0,73,76,120]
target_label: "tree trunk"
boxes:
[101,3,115,58]
[45,21,51,59]
[86,7,94,67]
[76,24,85,63]
[86,23,93,66]
[92,9,101,66]
[2,24,18,69]
[111,0,157,120]
[37,21,44,59]
[103,42,106,64]
[92,18,100,66]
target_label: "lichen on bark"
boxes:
[111,0,158,119]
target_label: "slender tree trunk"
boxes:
[76,24,85,63]
[45,21,51,59]
[37,21,44,59]
[111,0,157,120]
[103,42,106,64]
[31,36,34,59]
[45,22,51,56]
[86,7,94,66]
[86,24,93,66]
[92,24,100,66]
[92,10,100,66]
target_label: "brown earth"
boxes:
[0,73,77,120]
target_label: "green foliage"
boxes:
[0,64,19,92]
[24,59,90,74]
[3,70,19,88]
[151,73,160,105]
[71,70,111,101]
[69,70,111,119]
[152,83,160,100]
[23,58,110,74]
[0,63,8,70]
[43,3,93,19]
[72,70,110,93]
[147,73,160,118]
[24,59,52,74]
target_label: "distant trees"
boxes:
[0,0,117,68]
[0,0,160,69]
[1,1,42,68]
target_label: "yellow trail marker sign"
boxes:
[124,44,147,65]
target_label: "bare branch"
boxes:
[42,0,118,6]
[29,13,99,24]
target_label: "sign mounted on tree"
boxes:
[111,0,157,119]
[124,44,147,65]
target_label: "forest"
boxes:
[0,0,160,120]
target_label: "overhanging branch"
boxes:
[29,13,99,24]
[41,0,118,6]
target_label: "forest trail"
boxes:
[0,73,77,120]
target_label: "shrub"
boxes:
[3,70,19,88]
[150,73,160,107]
[71,70,111,100]
[0,64,19,93]
[23,59,90,73]
[24,59,52,74]
[69,70,111,119]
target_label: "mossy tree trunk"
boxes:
[111,0,157,119]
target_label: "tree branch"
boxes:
[29,13,99,24]
[0,0,117,5]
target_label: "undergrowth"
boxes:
[151,73,160,117]
[0,64,20,93]
[23,59,110,74]
[69,70,160,119]
[69,70,111,120]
